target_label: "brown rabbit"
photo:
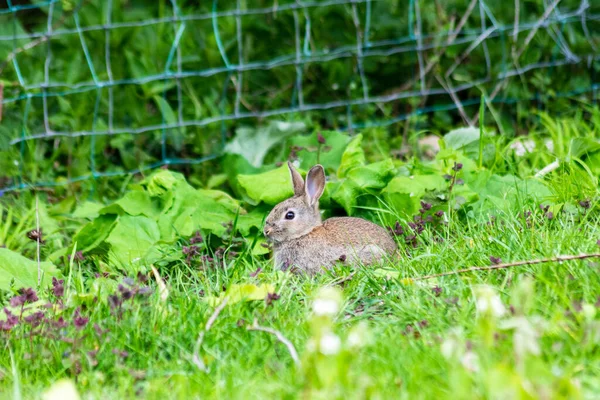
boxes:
[263,162,397,274]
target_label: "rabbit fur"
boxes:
[263,162,397,274]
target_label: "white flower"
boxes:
[312,287,342,317]
[440,328,464,360]
[460,351,480,372]
[347,322,371,348]
[312,299,339,317]
[582,303,596,321]
[319,332,341,355]
[500,316,544,356]
[473,285,506,318]
[275,121,291,131]
[441,338,458,360]
[42,379,80,400]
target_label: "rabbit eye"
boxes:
[285,211,295,220]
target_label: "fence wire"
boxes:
[0,0,598,193]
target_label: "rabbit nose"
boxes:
[264,225,273,235]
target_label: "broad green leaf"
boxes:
[222,154,265,198]
[384,175,447,196]
[442,128,497,166]
[237,164,296,205]
[197,189,242,215]
[346,159,396,189]
[204,283,275,306]
[72,214,118,253]
[383,174,447,217]
[0,248,60,291]
[225,121,306,168]
[142,169,186,196]
[468,173,553,215]
[251,238,271,256]
[100,191,161,217]
[49,196,76,216]
[338,134,365,178]
[206,173,228,189]
[106,215,161,270]
[157,189,236,241]
[443,127,480,149]
[330,179,359,215]
[291,130,351,172]
[236,206,269,236]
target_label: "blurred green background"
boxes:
[0,0,598,194]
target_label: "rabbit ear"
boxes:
[305,165,325,207]
[288,161,305,196]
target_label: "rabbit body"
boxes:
[264,162,397,274]
[273,217,397,274]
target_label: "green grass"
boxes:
[1,111,600,399]
[2,198,599,399]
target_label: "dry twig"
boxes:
[35,195,41,287]
[415,253,600,281]
[192,296,229,372]
[150,265,169,302]
[247,319,300,367]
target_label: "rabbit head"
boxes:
[263,162,326,243]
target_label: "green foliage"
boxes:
[1,0,598,191]
[0,54,600,398]
[225,121,307,168]
[204,283,276,307]
[0,248,59,291]
[237,164,296,206]
[69,170,246,272]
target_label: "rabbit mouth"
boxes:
[264,232,282,243]
[263,227,280,242]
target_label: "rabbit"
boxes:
[263,162,397,274]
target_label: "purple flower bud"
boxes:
[108,294,122,310]
[137,272,149,284]
[190,231,204,244]
[4,308,18,327]
[9,295,25,307]
[122,277,135,287]
[24,311,45,327]
[265,292,281,306]
[490,256,502,265]
[74,315,89,330]
[317,131,326,144]
[22,288,38,303]
[118,285,134,300]
[137,287,152,296]
[54,316,68,329]
[52,277,65,298]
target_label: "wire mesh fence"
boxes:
[0,0,598,193]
